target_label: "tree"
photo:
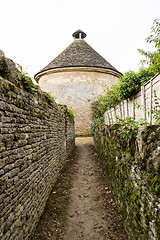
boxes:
[91,19,160,131]
[118,19,160,100]
[118,68,154,100]
[138,19,160,74]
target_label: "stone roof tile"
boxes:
[35,37,122,78]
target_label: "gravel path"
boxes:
[33,137,128,240]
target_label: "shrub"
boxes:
[118,68,154,100]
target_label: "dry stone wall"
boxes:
[94,124,160,240]
[0,51,75,240]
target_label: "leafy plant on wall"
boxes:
[115,116,148,140]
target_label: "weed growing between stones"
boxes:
[66,108,75,119]
[42,91,56,107]
[17,64,38,93]
[148,170,160,197]
[0,81,11,97]
[60,106,75,119]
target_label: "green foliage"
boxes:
[99,85,120,109]
[0,64,4,78]
[91,68,152,133]
[116,19,160,101]
[66,107,75,119]
[91,19,159,131]
[118,68,154,100]
[17,64,38,93]
[60,106,75,119]
[151,91,160,124]
[43,92,55,106]
[138,19,160,74]
[146,19,160,48]
[91,117,104,135]
[148,171,160,197]
[91,85,120,133]
[0,82,11,97]
[94,124,160,239]
[116,116,148,140]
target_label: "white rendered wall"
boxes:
[39,70,119,135]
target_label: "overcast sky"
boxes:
[1,0,160,81]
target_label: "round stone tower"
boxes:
[35,30,122,136]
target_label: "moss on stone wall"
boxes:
[94,124,160,240]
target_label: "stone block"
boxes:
[0,159,6,169]
[0,169,5,176]
[0,63,75,239]
[8,168,19,178]
[94,124,160,240]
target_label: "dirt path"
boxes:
[33,137,127,240]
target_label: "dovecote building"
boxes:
[35,30,122,135]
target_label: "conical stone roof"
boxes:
[35,31,122,79]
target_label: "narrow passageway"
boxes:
[33,138,127,240]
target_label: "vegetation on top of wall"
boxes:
[91,19,160,132]
[17,65,58,109]
[66,107,75,119]
[0,64,75,121]
[60,106,75,119]
[17,64,38,94]
[42,91,56,107]
[115,116,148,140]
[92,115,148,142]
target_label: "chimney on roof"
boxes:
[72,29,87,40]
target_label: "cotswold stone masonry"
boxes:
[0,50,75,239]
[94,124,160,240]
